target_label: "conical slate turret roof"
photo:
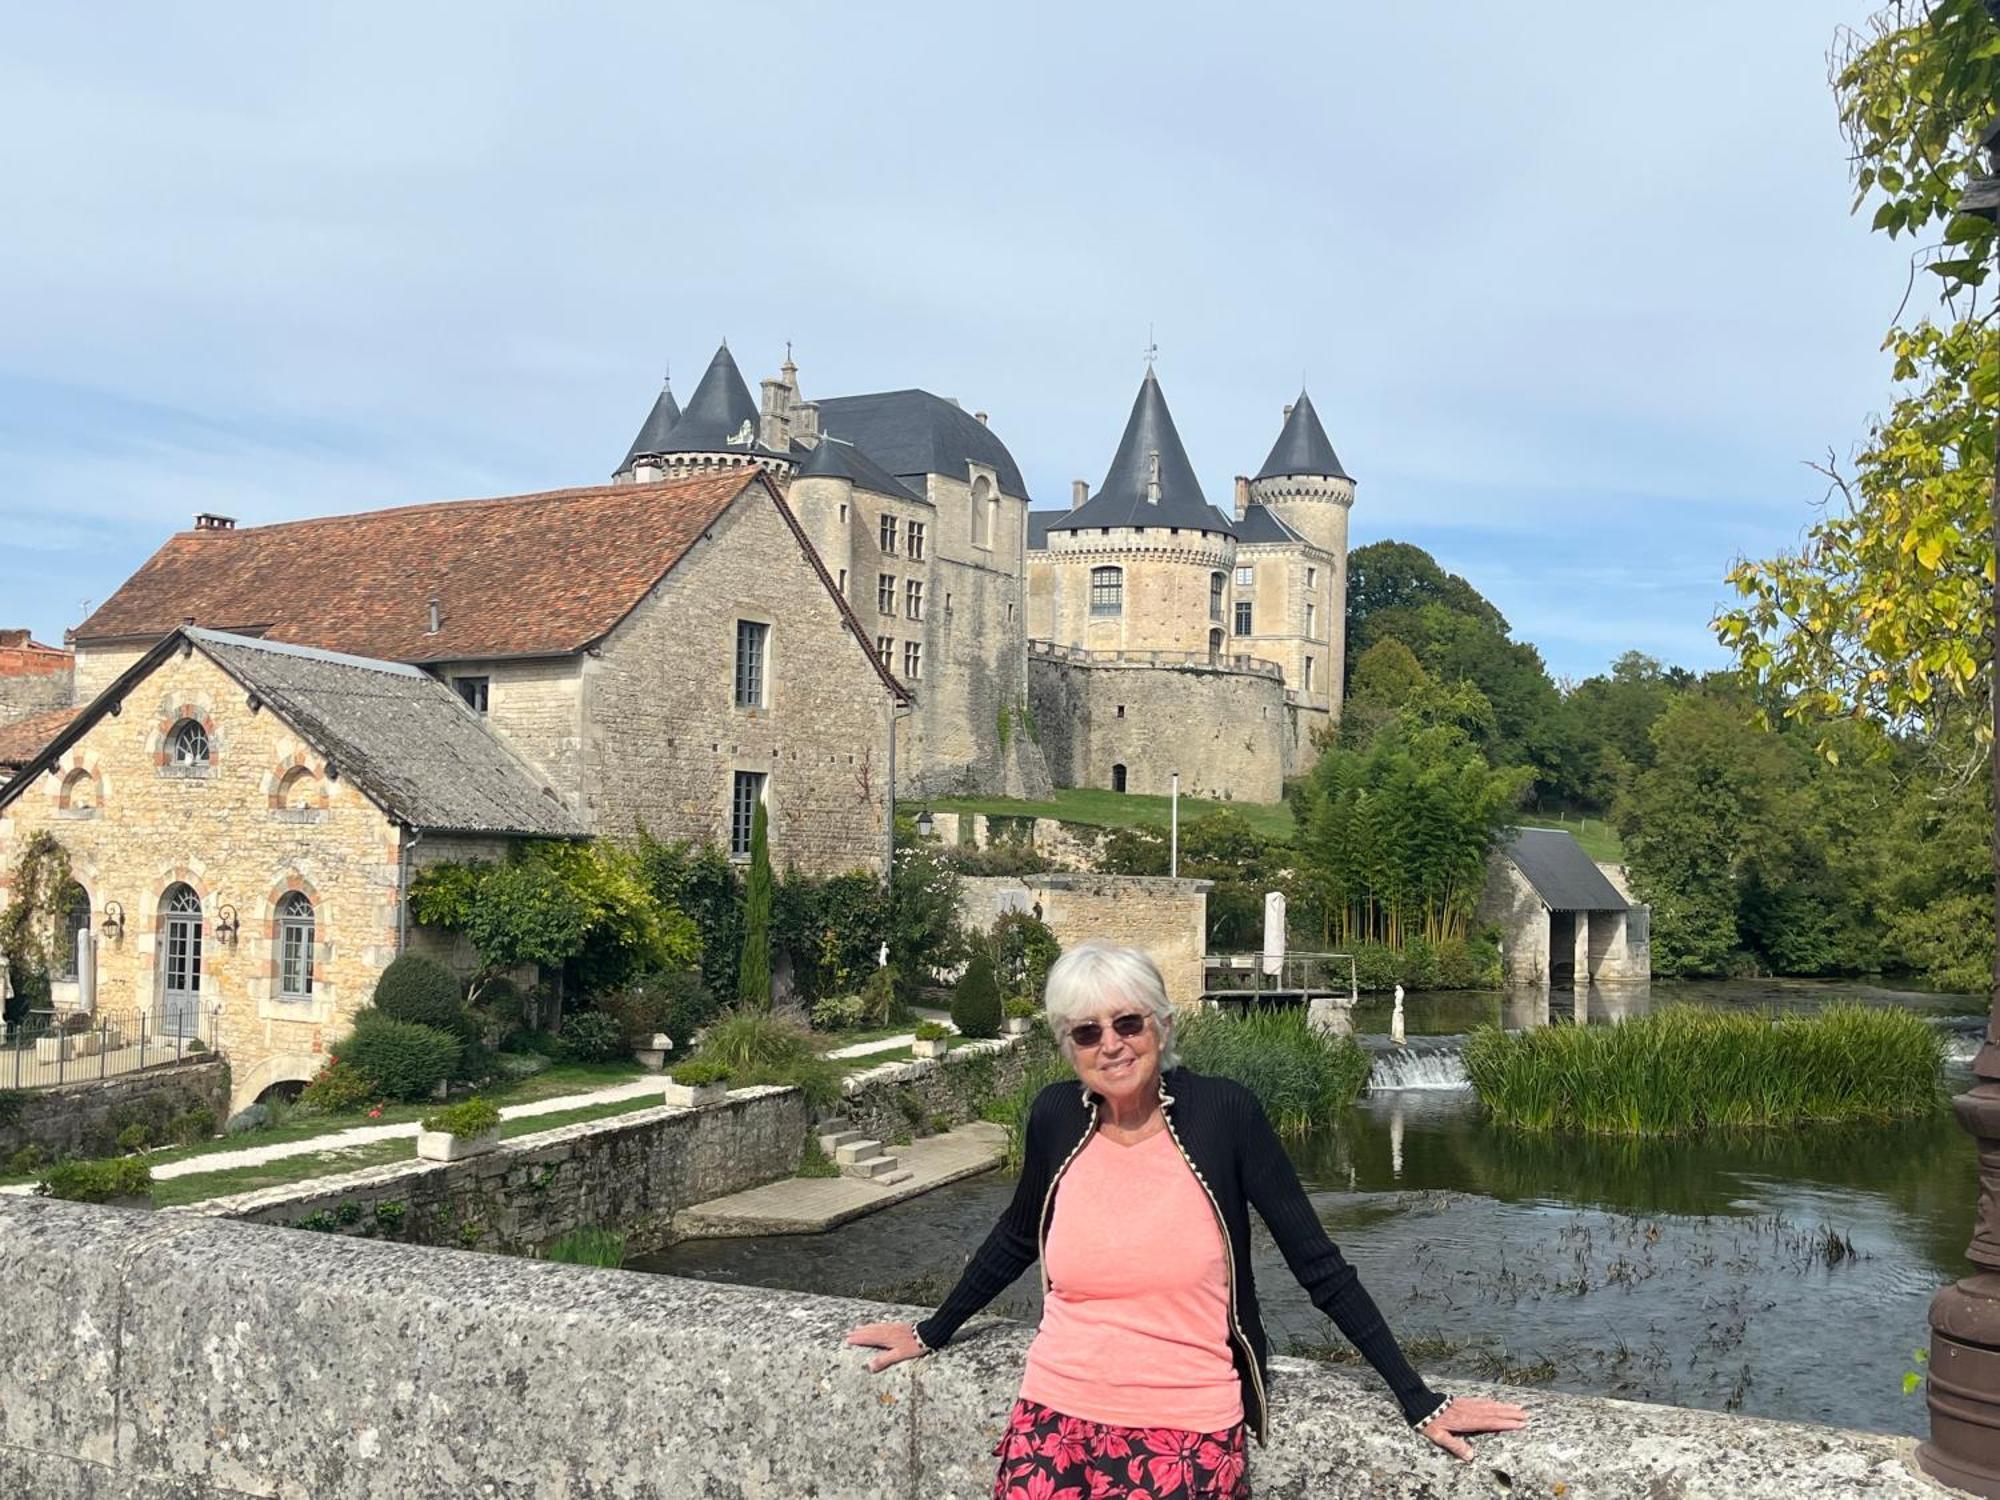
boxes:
[1050,370,1234,535]
[642,343,777,458]
[618,378,682,472]
[1254,389,1350,482]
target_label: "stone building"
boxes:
[64,469,907,874]
[0,630,74,731]
[614,342,1049,799]
[1024,370,1352,802]
[1475,828,1651,986]
[0,627,580,1113]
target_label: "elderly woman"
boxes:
[847,940,1526,1497]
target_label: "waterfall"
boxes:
[1367,1045,1470,1092]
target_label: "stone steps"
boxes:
[818,1129,866,1154]
[818,1117,908,1184]
[834,1139,884,1166]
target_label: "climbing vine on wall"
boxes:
[1,831,72,1028]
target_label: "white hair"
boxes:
[1043,940,1179,1069]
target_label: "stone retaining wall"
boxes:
[0,1194,1951,1499]
[837,1035,1040,1145]
[170,1084,804,1257]
[0,1057,230,1164]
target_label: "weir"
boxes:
[0,1195,1957,1498]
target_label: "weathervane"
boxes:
[1143,324,1158,369]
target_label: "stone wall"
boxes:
[583,483,895,875]
[930,811,1107,873]
[1027,647,1287,802]
[0,631,73,725]
[0,1058,229,1162]
[69,643,147,703]
[418,654,583,813]
[837,1035,1038,1145]
[0,1193,1950,1499]
[0,646,419,1115]
[1475,853,1548,985]
[960,873,1209,1006]
[173,1084,805,1257]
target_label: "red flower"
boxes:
[1131,1428,1202,1494]
[1003,1469,1082,1500]
[1036,1415,1092,1469]
[1085,1473,1119,1500]
[1087,1425,1132,1460]
[1197,1436,1246,1491]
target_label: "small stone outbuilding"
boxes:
[1476,828,1650,986]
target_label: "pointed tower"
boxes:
[615,343,794,483]
[615,376,681,481]
[1246,389,1354,721]
[1042,369,1237,656]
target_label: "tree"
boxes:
[737,798,773,1009]
[950,945,1002,1039]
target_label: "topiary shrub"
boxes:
[563,1011,625,1063]
[950,947,1002,1040]
[372,954,473,1039]
[343,1009,462,1101]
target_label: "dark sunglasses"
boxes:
[1068,1013,1148,1050]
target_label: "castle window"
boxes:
[839,503,848,523]
[1112,764,1127,793]
[277,891,315,999]
[1115,704,1125,719]
[453,676,490,714]
[1209,573,1225,621]
[729,771,767,858]
[1306,601,1317,638]
[734,620,769,708]
[1305,656,1316,692]
[1234,602,1253,635]
[876,635,893,666]
[903,640,923,680]
[879,514,899,555]
[55,882,90,982]
[906,579,924,621]
[1089,566,1123,617]
[1235,566,1253,587]
[1306,566,1318,589]
[971,476,994,549]
[171,720,209,766]
[59,767,99,814]
[907,521,926,561]
[878,574,898,615]
[837,568,848,593]
[1208,628,1224,658]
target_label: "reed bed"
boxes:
[1176,1006,1372,1135]
[1463,1004,1944,1136]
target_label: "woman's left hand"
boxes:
[1417,1396,1530,1461]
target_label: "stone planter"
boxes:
[1002,1017,1035,1037]
[912,1037,948,1060]
[416,1127,501,1163]
[34,1033,99,1064]
[632,1033,674,1071]
[664,1079,728,1108]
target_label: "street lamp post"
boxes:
[1918,114,2000,1498]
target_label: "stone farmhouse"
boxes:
[1476,828,1651,987]
[1025,370,1353,803]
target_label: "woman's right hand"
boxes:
[845,1320,928,1373]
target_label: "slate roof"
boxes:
[1254,390,1350,482]
[814,390,1029,497]
[0,707,79,773]
[73,471,760,661]
[0,630,582,837]
[1232,504,1306,545]
[1026,509,1068,549]
[641,343,784,459]
[618,379,682,472]
[799,435,925,504]
[1500,828,1629,912]
[1049,370,1236,536]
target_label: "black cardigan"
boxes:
[914,1066,1447,1443]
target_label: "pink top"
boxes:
[1019,1126,1243,1432]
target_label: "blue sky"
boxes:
[0,4,1920,682]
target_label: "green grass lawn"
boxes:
[1516,814,1625,863]
[931,787,1296,841]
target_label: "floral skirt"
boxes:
[992,1396,1250,1499]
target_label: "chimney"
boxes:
[1071,480,1088,510]
[194,513,236,532]
[974,411,988,426]
[634,460,664,484]
[0,629,27,648]
[427,599,442,634]
[1233,475,1250,517]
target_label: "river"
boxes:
[633,977,1986,1437]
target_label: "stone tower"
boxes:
[613,342,795,483]
[1246,389,1353,718]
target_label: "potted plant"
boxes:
[912,1020,951,1060]
[664,1058,731,1107]
[1002,998,1039,1038]
[632,1031,674,1071]
[416,1096,503,1162]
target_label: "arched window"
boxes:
[277,891,315,999]
[159,884,204,1037]
[1111,764,1128,793]
[59,767,98,812]
[171,720,210,766]
[275,765,320,811]
[970,475,994,549]
[1209,572,1225,622]
[1208,627,1224,659]
[54,882,90,982]
[1089,566,1123,617]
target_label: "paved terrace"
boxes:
[0,1195,1954,1499]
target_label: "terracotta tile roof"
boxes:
[73,472,762,663]
[0,708,79,771]
[0,631,72,679]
